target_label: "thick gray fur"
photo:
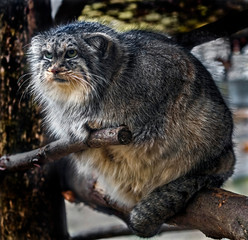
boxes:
[28,21,235,238]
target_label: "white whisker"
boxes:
[18,77,31,92]
[89,73,107,83]
[88,73,108,89]
[69,75,80,91]
[19,86,30,104]
[18,73,32,84]
[70,73,104,101]
[72,71,108,93]
[70,73,93,89]
[71,76,91,99]
[18,74,34,103]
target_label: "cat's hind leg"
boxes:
[129,174,225,238]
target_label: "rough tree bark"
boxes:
[0,1,69,239]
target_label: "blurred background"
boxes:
[1,0,248,239]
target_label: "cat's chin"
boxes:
[45,84,90,105]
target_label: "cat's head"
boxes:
[28,22,124,106]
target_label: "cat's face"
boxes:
[29,32,99,105]
[28,31,113,105]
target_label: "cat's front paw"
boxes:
[129,207,162,238]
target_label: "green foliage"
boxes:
[78,0,234,34]
[79,1,179,33]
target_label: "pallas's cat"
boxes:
[28,21,235,237]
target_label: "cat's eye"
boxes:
[44,51,53,60]
[65,49,78,58]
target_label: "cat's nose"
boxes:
[50,67,60,74]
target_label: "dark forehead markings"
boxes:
[44,34,78,53]
[67,43,75,48]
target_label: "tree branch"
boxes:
[0,126,132,171]
[168,188,248,240]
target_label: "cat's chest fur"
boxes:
[45,104,183,208]
[73,143,187,209]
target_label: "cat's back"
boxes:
[118,28,233,148]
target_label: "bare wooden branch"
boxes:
[168,188,248,240]
[0,126,132,171]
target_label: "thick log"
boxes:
[169,188,248,239]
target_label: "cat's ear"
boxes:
[31,34,45,46]
[84,33,114,59]
[30,35,45,55]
